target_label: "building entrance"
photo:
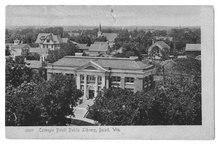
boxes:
[87,86,95,99]
[88,90,94,99]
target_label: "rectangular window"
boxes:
[125,77,134,84]
[66,73,74,79]
[87,75,95,83]
[98,76,102,84]
[112,76,121,82]
[80,85,84,91]
[80,75,84,83]
[143,76,148,90]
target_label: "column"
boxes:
[120,77,125,89]
[76,74,80,90]
[106,76,109,89]
[84,74,87,99]
[101,75,105,88]
[95,75,98,97]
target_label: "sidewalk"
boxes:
[73,98,95,118]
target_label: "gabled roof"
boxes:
[102,33,117,42]
[11,44,30,50]
[35,33,63,44]
[185,44,201,51]
[49,56,153,70]
[148,41,170,53]
[89,42,109,52]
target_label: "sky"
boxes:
[6,5,201,27]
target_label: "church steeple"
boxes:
[99,23,101,32]
[97,23,102,37]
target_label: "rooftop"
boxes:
[35,33,63,44]
[11,44,30,50]
[50,56,152,70]
[153,41,170,49]
[89,42,109,52]
[26,60,42,69]
[185,44,201,51]
[29,47,48,55]
[102,33,118,42]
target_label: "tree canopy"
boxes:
[6,74,83,126]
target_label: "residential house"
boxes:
[185,44,201,58]
[148,41,171,60]
[35,33,63,50]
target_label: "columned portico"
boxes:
[46,56,155,100]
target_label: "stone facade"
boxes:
[46,56,155,99]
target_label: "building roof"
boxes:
[102,33,118,42]
[77,43,90,50]
[185,44,201,51]
[154,41,170,49]
[35,33,63,44]
[29,47,48,55]
[50,56,152,70]
[11,44,30,50]
[89,42,109,52]
[26,60,42,69]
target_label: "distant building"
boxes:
[29,47,49,61]
[88,42,109,56]
[76,43,90,54]
[185,44,201,58]
[97,24,118,48]
[10,43,30,60]
[35,33,63,50]
[46,56,155,99]
[155,36,173,41]
[148,41,171,60]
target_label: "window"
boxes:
[80,75,84,83]
[87,75,95,83]
[98,76,102,84]
[66,73,74,79]
[80,85,84,91]
[143,76,149,90]
[112,76,121,82]
[125,77,134,83]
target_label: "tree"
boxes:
[5,74,83,126]
[6,58,33,87]
[41,74,83,125]
[5,45,11,56]
[95,36,107,42]
[6,82,43,126]
[26,52,41,60]
[88,58,201,125]
[46,42,76,63]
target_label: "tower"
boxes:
[97,23,102,37]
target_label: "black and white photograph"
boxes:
[4,5,214,139]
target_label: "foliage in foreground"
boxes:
[89,77,201,125]
[89,58,201,125]
[6,74,83,126]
